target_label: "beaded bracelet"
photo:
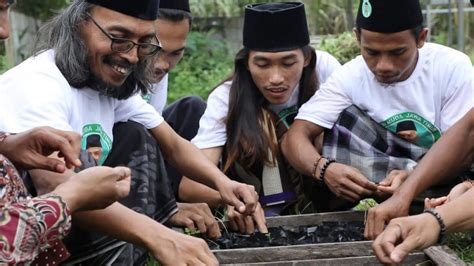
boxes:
[312,156,325,180]
[423,208,446,244]
[319,158,336,182]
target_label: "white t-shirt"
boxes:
[145,74,168,114]
[192,50,341,149]
[296,43,473,148]
[0,50,163,164]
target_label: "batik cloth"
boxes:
[0,154,71,265]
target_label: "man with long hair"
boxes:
[0,1,131,264]
[0,0,260,264]
[178,2,341,233]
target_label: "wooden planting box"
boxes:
[213,211,465,265]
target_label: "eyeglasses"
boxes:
[86,13,161,57]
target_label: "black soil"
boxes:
[205,221,365,250]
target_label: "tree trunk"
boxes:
[345,0,355,31]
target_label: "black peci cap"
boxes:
[356,0,423,33]
[243,2,309,52]
[86,0,160,20]
[396,120,417,132]
[86,134,102,149]
[159,0,190,12]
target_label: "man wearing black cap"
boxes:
[282,0,473,230]
[0,1,133,264]
[0,0,262,264]
[178,2,341,233]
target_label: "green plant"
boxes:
[167,31,234,103]
[447,232,474,263]
[318,32,360,64]
[13,0,71,22]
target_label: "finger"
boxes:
[348,172,378,192]
[390,174,404,190]
[339,184,365,202]
[244,215,255,235]
[431,196,447,208]
[373,233,395,264]
[199,205,221,238]
[235,214,247,234]
[207,218,221,238]
[113,167,132,180]
[377,185,396,195]
[38,157,68,173]
[365,208,386,240]
[236,185,258,215]
[379,225,401,259]
[253,207,268,234]
[424,198,432,209]
[115,178,131,199]
[197,241,219,266]
[228,216,238,232]
[189,213,207,234]
[379,171,396,186]
[48,129,82,168]
[390,236,418,264]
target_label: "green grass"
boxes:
[447,232,474,263]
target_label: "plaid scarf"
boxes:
[323,105,428,183]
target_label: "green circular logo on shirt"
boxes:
[362,0,372,18]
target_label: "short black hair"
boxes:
[157,8,192,27]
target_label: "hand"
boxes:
[424,181,473,209]
[323,163,378,202]
[372,213,440,264]
[53,166,131,212]
[424,196,448,209]
[0,127,82,173]
[150,226,218,266]
[377,170,410,195]
[168,202,221,238]
[227,202,268,234]
[216,179,258,215]
[364,194,411,240]
[446,180,473,202]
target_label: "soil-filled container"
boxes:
[211,211,465,265]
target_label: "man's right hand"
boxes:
[150,226,219,266]
[0,127,82,173]
[364,194,411,240]
[168,202,221,238]
[324,163,378,202]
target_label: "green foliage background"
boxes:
[13,0,71,22]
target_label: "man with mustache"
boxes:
[0,0,259,264]
[282,0,472,215]
[0,1,132,264]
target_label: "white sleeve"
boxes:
[115,94,164,129]
[296,65,354,129]
[315,50,342,84]
[438,53,474,132]
[0,68,73,133]
[191,83,230,149]
[148,75,168,114]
